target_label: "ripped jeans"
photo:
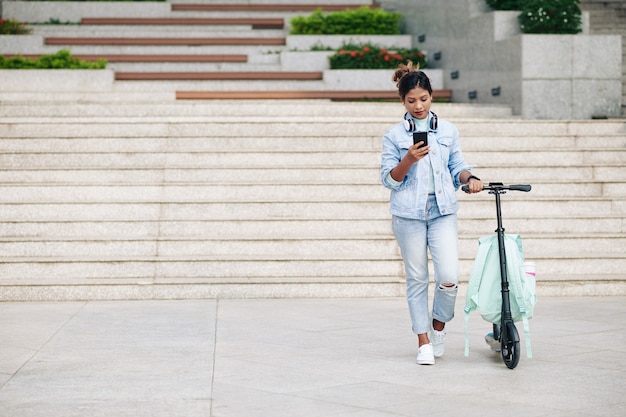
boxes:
[392,197,459,335]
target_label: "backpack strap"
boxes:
[463,236,494,357]
[464,309,471,357]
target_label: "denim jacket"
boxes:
[380,115,473,220]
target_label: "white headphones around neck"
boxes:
[403,111,438,132]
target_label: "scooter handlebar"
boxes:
[506,184,532,192]
[461,183,532,193]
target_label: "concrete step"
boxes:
[0,148,621,174]
[0,166,621,186]
[106,62,283,72]
[0,216,620,238]
[0,257,622,285]
[0,180,623,201]
[1,118,624,139]
[0,235,623,262]
[0,91,177,103]
[0,198,622,223]
[0,101,515,118]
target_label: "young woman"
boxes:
[380,62,483,365]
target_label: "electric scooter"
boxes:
[463,182,531,369]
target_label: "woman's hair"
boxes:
[392,60,433,99]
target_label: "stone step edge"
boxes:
[0,231,621,241]
[1,279,624,300]
[0,251,623,262]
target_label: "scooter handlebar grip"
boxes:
[509,184,532,192]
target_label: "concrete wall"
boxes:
[378,0,622,119]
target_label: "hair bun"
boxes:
[392,60,420,88]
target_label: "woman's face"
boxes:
[402,86,432,120]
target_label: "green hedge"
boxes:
[486,0,582,34]
[290,6,401,35]
[329,43,427,70]
[485,0,521,10]
[518,0,582,34]
[0,50,107,69]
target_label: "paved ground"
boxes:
[1,296,625,417]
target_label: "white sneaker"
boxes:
[485,332,501,352]
[431,329,446,358]
[416,343,435,365]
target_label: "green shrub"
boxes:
[485,0,521,10]
[290,6,401,35]
[518,0,582,34]
[329,43,427,70]
[28,18,81,26]
[0,18,32,35]
[0,49,107,69]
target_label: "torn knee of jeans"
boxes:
[439,282,458,291]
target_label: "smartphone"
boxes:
[413,131,428,148]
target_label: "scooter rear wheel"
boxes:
[501,321,520,369]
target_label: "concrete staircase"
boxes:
[581,0,626,116]
[0,1,624,300]
[0,99,624,301]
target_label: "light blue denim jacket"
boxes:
[380,115,473,220]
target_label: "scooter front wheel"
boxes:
[501,321,520,369]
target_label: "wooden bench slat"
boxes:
[45,38,286,46]
[171,4,378,12]
[81,17,284,29]
[175,90,453,101]
[116,72,324,81]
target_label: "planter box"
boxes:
[0,69,114,92]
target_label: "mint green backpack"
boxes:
[464,234,537,358]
